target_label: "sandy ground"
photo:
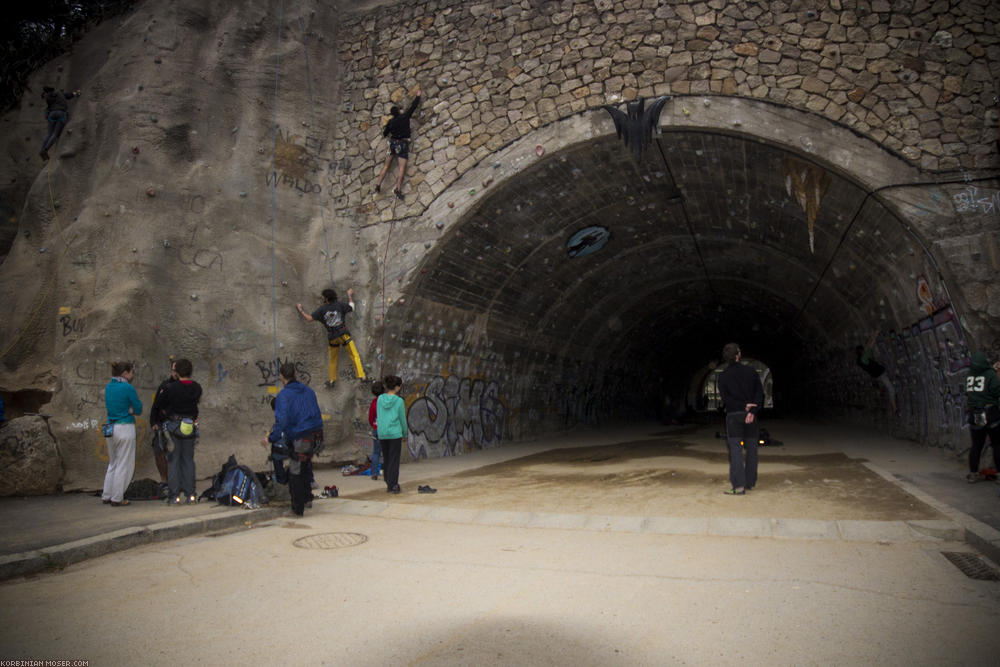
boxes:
[351,427,943,521]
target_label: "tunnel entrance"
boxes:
[386,101,966,454]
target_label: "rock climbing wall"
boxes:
[1,0,998,489]
[0,0,373,489]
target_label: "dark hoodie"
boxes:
[268,381,323,443]
[966,351,1000,412]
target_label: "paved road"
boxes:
[0,421,998,665]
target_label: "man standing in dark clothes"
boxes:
[375,85,421,200]
[153,358,202,504]
[39,86,81,160]
[297,288,366,386]
[965,351,1000,483]
[264,363,323,516]
[148,358,178,488]
[718,342,764,495]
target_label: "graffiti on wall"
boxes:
[405,374,509,459]
[885,306,969,447]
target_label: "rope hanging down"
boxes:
[266,0,285,367]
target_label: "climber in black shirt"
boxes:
[375,85,421,201]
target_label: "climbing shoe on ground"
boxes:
[394,188,404,201]
[723,488,746,495]
[418,485,437,494]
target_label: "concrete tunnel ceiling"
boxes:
[392,126,937,391]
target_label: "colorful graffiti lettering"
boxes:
[405,375,508,458]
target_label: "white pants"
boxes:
[102,423,136,503]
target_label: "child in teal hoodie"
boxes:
[376,375,407,493]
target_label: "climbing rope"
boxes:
[0,160,75,361]
[296,15,336,288]
[266,0,285,368]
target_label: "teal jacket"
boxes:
[966,352,1000,412]
[376,393,407,439]
[105,379,142,424]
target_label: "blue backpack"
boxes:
[204,455,268,508]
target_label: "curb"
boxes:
[0,506,284,581]
[861,461,1000,565]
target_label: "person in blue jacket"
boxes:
[102,361,142,506]
[265,362,323,516]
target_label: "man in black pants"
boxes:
[264,363,323,516]
[718,342,764,495]
[153,358,203,504]
[375,85,421,200]
[149,358,179,490]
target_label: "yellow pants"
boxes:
[328,334,365,381]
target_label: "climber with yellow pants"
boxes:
[297,288,366,387]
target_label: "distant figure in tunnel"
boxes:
[718,343,764,496]
[855,331,897,415]
[374,85,421,201]
[297,288,366,387]
[965,351,1000,483]
[38,86,80,161]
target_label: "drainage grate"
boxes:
[293,532,368,550]
[941,551,1000,581]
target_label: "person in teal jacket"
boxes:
[965,351,1000,483]
[376,375,407,494]
[102,361,143,506]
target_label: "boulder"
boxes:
[0,416,64,496]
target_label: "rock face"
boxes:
[0,417,64,496]
[0,0,997,489]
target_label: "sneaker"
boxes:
[187,495,197,504]
[418,485,437,494]
[171,496,183,505]
[391,484,401,494]
[966,472,981,483]
[723,488,746,495]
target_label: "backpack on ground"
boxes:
[201,455,269,508]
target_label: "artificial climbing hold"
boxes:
[146,188,156,197]
[132,146,140,154]
[535,144,545,157]
[239,191,247,197]
[436,222,445,230]
[447,202,454,208]
[190,294,198,301]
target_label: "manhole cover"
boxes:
[293,532,368,549]
[941,551,1000,581]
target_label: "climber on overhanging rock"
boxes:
[38,86,81,161]
[296,288,366,387]
[374,84,421,201]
